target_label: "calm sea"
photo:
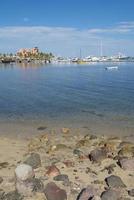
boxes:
[0,62,134,137]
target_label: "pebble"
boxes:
[0,162,9,169]
[77,185,99,200]
[105,175,126,188]
[16,179,35,196]
[61,128,70,134]
[0,177,3,184]
[118,144,134,158]
[89,148,107,163]
[73,149,84,157]
[24,153,41,169]
[53,174,70,186]
[104,164,116,174]
[0,189,5,199]
[76,139,91,148]
[15,164,36,196]
[28,135,48,151]
[37,126,47,130]
[118,158,134,170]
[63,160,75,167]
[15,164,34,181]
[44,182,67,200]
[128,189,134,197]
[101,189,120,200]
[32,178,44,192]
[50,144,69,152]
[3,190,23,200]
[46,165,60,177]
[53,174,69,182]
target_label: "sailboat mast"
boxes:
[100,40,103,57]
[80,48,82,59]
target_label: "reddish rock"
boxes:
[63,160,75,168]
[46,165,60,177]
[44,182,67,200]
[79,155,89,160]
[118,158,134,171]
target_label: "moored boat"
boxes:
[1,59,11,64]
[105,66,119,70]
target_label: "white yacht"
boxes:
[105,66,119,70]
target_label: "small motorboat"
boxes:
[105,66,118,70]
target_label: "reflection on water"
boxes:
[0,62,134,136]
[0,63,14,69]
[17,61,46,68]
[0,61,47,69]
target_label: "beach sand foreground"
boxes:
[0,129,134,200]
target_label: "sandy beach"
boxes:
[0,128,134,199]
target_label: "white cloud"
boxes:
[0,22,134,56]
[88,21,134,34]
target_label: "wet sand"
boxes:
[0,118,134,140]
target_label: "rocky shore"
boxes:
[0,128,134,200]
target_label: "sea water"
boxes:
[0,62,134,137]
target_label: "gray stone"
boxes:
[3,191,23,200]
[0,189,5,200]
[53,174,70,186]
[0,177,3,184]
[53,174,69,182]
[37,126,47,130]
[128,189,134,197]
[105,164,116,174]
[77,185,99,200]
[32,178,44,192]
[0,162,9,169]
[84,134,97,140]
[101,189,120,200]
[44,182,67,200]
[16,180,34,196]
[24,153,41,169]
[89,148,107,163]
[105,175,126,188]
[73,149,84,157]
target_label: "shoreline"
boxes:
[0,119,134,141]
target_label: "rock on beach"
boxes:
[105,175,126,188]
[15,164,34,181]
[44,182,67,200]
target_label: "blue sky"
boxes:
[0,0,134,56]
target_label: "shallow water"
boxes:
[0,62,134,137]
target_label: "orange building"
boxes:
[17,47,39,58]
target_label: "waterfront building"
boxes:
[17,47,39,58]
